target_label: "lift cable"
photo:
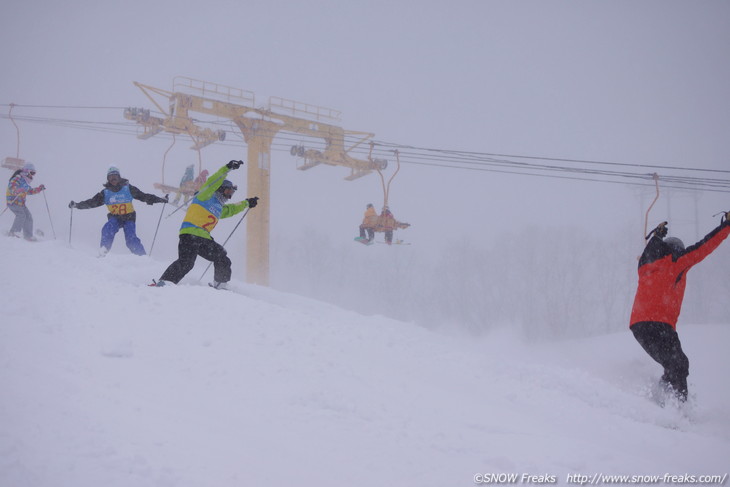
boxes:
[2,106,728,193]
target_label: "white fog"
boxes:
[1,1,729,485]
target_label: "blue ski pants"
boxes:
[101,215,146,255]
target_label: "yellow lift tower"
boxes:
[125,77,385,286]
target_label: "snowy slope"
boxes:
[1,236,729,487]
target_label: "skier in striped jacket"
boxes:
[5,162,45,241]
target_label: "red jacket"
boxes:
[630,221,730,329]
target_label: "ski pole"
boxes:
[165,192,197,219]
[41,190,56,239]
[643,173,660,244]
[1,194,22,217]
[148,196,168,257]
[712,210,730,224]
[199,207,250,282]
[68,207,74,246]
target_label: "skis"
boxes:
[5,232,40,242]
[148,279,231,292]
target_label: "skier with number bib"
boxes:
[630,214,730,402]
[69,166,168,256]
[153,160,258,289]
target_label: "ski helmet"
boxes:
[107,166,121,177]
[664,237,685,253]
[216,179,237,194]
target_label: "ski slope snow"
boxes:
[1,236,729,487]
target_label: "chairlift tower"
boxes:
[124,77,384,286]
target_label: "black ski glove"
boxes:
[227,160,244,170]
[162,194,170,203]
[68,201,76,208]
[645,222,667,240]
[246,197,259,208]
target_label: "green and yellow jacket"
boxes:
[179,165,248,239]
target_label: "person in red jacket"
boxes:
[630,213,730,402]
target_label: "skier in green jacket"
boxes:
[154,160,258,289]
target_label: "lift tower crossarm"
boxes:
[161,92,380,174]
[125,82,225,149]
[125,78,381,285]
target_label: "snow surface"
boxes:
[1,235,729,487]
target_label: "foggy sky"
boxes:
[2,0,729,251]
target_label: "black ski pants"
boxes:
[159,234,232,284]
[631,321,689,400]
[359,224,374,241]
